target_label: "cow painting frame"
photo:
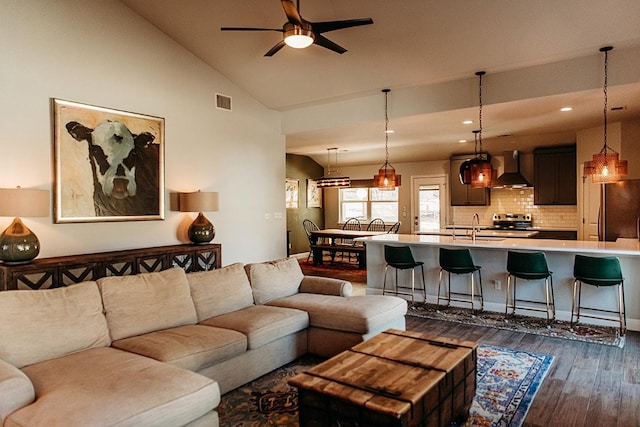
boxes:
[53,99,165,223]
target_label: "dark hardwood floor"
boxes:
[298,258,639,426]
[406,316,640,427]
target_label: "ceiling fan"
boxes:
[220,0,373,57]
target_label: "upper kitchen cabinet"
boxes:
[533,145,577,205]
[450,156,491,206]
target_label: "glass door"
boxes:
[411,176,447,233]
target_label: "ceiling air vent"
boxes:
[216,93,232,111]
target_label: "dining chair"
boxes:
[338,218,362,262]
[387,221,401,234]
[302,219,321,262]
[366,218,386,231]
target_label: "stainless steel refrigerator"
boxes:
[601,179,640,241]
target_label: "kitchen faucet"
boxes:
[471,213,480,242]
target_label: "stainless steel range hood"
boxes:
[492,150,531,188]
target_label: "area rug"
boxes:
[217,345,553,427]
[408,303,625,348]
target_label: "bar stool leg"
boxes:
[477,270,484,312]
[383,265,390,296]
[619,281,627,335]
[409,268,415,304]
[420,265,426,303]
[437,269,443,307]
[505,274,515,318]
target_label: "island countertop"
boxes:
[417,229,539,239]
[355,233,640,256]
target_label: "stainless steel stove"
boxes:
[491,213,532,230]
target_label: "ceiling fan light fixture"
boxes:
[284,23,314,48]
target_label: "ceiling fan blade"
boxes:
[314,34,346,54]
[265,40,287,57]
[281,0,304,26]
[312,18,374,34]
[221,27,283,32]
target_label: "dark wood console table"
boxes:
[0,243,221,291]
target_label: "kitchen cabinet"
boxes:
[449,156,490,206]
[533,145,576,205]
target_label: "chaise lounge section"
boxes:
[0,255,407,426]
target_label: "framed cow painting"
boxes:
[52,99,165,223]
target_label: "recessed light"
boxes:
[385,129,395,134]
[560,107,573,112]
[462,120,473,125]
[458,139,468,143]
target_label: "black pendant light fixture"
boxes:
[583,46,628,183]
[316,148,350,188]
[373,88,401,189]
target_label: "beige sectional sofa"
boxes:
[0,257,407,427]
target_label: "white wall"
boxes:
[0,1,286,264]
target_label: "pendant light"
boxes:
[584,46,628,183]
[316,148,350,188]
[469,71,494,188]
[373,88,401,189]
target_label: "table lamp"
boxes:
[0,187,50,264]
[179,191,219,244]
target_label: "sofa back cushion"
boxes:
[0,281,110,368]
[187,262,254,321]
[245,257,303,304]
[97,267,197,341]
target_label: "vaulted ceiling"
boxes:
[121,0,640,166]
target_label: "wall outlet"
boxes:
[494,280,502,290]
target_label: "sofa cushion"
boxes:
[0,359,34,425]
[187,263,254,321]
[245,257,303,304]
[112,324,247,372]
[98,268,197,341]
[9,347,219,427]
[0,281,110,368]
[199,305,309,350]
[267,294,408,334]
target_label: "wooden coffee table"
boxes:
[288,329,478,427]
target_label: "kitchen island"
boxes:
[356,234,640,331]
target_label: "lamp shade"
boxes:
[0,188,49,217]
[178,191,219,213]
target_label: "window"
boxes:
[340,187,398,223]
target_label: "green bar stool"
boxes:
[437,248,483,312]
[572,254,626,335]
[505,251,555,324]
[382,245,426,304]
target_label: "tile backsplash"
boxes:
[452,188,578,229]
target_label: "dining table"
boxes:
[309,229,387,269]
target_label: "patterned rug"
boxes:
[408,303,625,348]
[217,345,554,427]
